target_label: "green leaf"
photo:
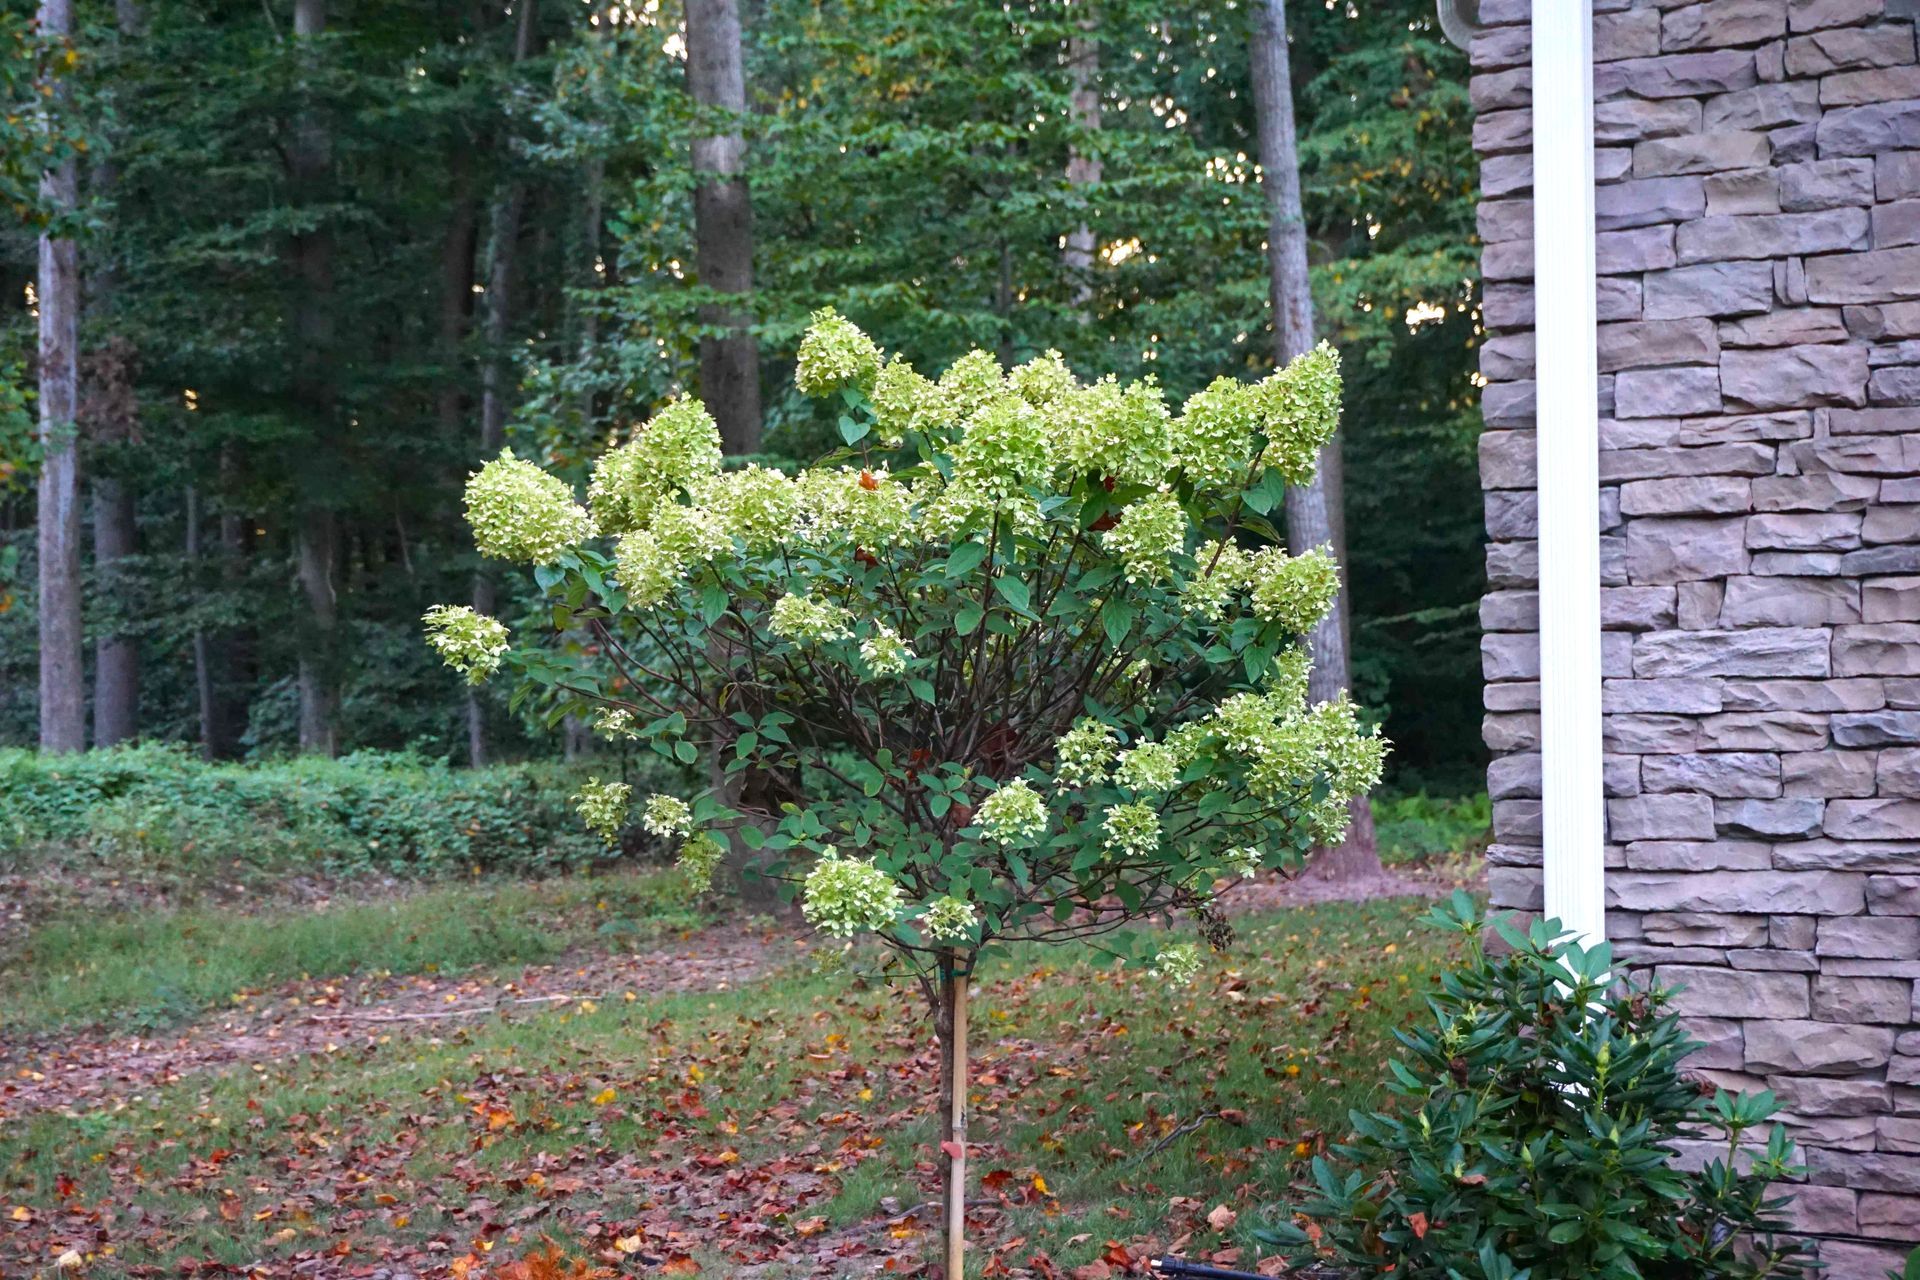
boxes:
[838,415,871,446]
[955,605,984,636]
[1100,598,1136,648]
[674,740,697,764]
[992,576,1031,613]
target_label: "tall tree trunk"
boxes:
[685,0,761,454]
[1062,25,1100,307]
[291,0,338,755]
[467,0,537,768]
[36,0,84,753]
[438,151,477,437]
[91,478,138,744]
[186,485,218,760]
[1249,0,1379,873]
[937,966,971,1280]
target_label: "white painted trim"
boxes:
[1531,0,1606,947]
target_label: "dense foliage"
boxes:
[0,743,665,874]
[0,0,1481,783]
[1264,892,1814,1280]
[431,312,1386,980]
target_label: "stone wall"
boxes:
[1472,0,1920,1269]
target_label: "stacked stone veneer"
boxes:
[1472,0,1920,1268]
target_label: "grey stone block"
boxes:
[1705,167,1783,215]
[1815,975,1915,1022]
[1603,584,1680,627]
[1753,550,1844,574]
[1722,343,1870,408]
[1746,1019,1895,1072]
[1489,749,1543,798]
[1775,838,1920,870]
[1828,798,1920,839]
[1492,798,1543,841]
[1487,538,1538,588]
[1751,473,1880,511]
[1784,436,1920,477]
[1479,429,1535,488]
[1836,626,1920,677]
[1483,632,1540,681]
[1663,0,1786,49]
[1615,366,1723,417]
[1846,301,1920,339]
[1482,152,1533,199]
[1645,260,1778,317]
[1842,545,1920,574]
[1832,407,1920,434]
[1785,26,1918,77]
[1863,505,1920,544]
[1770,1075,1891,1117]
[1834,710,1920,746]
[1596,97,1702,144]
[1608,793,1718,840]
[1748,512,1865,550]
[1819,915,1920,958]
[1600,441,1775,480]
[1780,157,1877,209]
[1884,749,1920,797]
[1489,865,1544,911]
[1868,872,1920,911]
[1628,516,1755,582]
[1636,627,1832,676]
[1482,282,1534,329]
[1873,200,1920,250]
[1480,333,1535,381]
[1603,677,1725,713]
[1477,198,1533,244]
[1817,100,1920,159]
[1598,319,1721,373]
[1881,151,1920,201]
[1625,838,1773,869]
[1717,796,1828,835]
[1473,108,1533,157]
[1721,677,1884,710]
[1658,964,1809,1017]
[1615,869,1865,912]
[1720,574,1862,624]
[1679,579,1727,628]
[1645,751,1781,796]
[1635,131,1772,178]
[1600,226,1680,274]
[1480,588,1539,632]
[1786,0,1879,30]
[1707,81,1823,133]
[1485,490,1538,539]
[1471,67,1532,113]
[1645,911,1770,947]
[1785,749,1879,797]
[1677,208,1870,263]
[1606,712,1704,752]
[1595,175,1708,229]
[1700,709,1833,749]
[1857,1192,1920,1243]
[1596,51,1761,99]
[1720,307,1850,346]
[1599,276,1645,321]
[1483,377,1537,425]
[1809,246,1920,305]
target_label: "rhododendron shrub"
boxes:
[427,309,1385,1265]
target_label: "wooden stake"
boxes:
[946,972,969,1279]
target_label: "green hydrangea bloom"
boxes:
[802,848,904,937]
[1149,941,1202,989]
[1102,490,1186,585]
[465,449,592,564]
[860,624,912,676]
[1255,342,1342,486]
[422,604,510,685]
[698,464,802,551]
[1181,540,1251,621]
[977,777,1048,848]
[614,529,679,610]
[954,397,1051,500]
[574,777,631,846]
[678,831,726,893]
[1175,376,1260,494]
[1247,545,1341,633]
[871,355,946,447]
[938,349,1005,420]
[641,793,694,839]
[770,592,855,644]
[1007,349,1078,409]
[588,397,725,535]
[1053,718,1117,788]
[1115,740,1180,794]
[796,307,882,396]
[919,895,978,943]
[1060,375,1173,486]
[1102,801,1162,860]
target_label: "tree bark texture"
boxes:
[1249,0,1378,869]
[37,0,84,753]
[685,0,762,455]
[91,478,139,745]
[1063,27,1101,306]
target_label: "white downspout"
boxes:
[1532,0,1606,947]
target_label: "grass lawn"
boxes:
[0,869,710,1037]
[0,894,1463,1278]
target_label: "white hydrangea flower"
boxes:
[919,895,978,943]
[641,793,694,839]
[1101,801,1161,860]
[871,355,948,447]
[1255,341,1342,487]
[573,777,631,846]
[465,449,592,564]
[796,307,882,396]
[587,397,725,535]
[1175,376,1261,494]
[1058,375,1174,486]
[976,777,1048,848]
[1053,718,1118,788]
[422,605,509,685]
[802,848,905,937]
[770,592,855,644]
[1115,740,1180,794]
[860,624,912,676]
[1149,942,1203,989]
[697,464,802,551]
[1007,349,1078,409]
[677,831,726,893]
[1223,846,1264,879]
[595,707,641,740]
[1181,540,1251,621]
[1247,545,1342,633]
[614,529,679,610]
[1101,490,1187,585]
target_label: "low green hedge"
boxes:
[0,744,672,877]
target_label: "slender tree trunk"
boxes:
[468,0,537,767]
[214,474,248,758]
[1062,25,1100,307]
[91,479,138,744]
[290,0,338,755]
[185,485,218,760]
[937,968,971,1280]
[36,0,84,753]
[685,0,761,454]
[438,151,477,437]
[1249,0,1379,872]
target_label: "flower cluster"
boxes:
[796,307,883,396]
[802,848,904,937]
[1180,540,1251,621]
[1007,350,1077,409]
[615,530,679,610]
[939,349,1005,420]
[678,831,725,893]
[771,592,855,644]
[1175,376,1261,492]
[573,777,631,846]
[1223,845,1264,879]
[1061,375,1173,486]
[422,605,509,685]
[954,397,1051,500]
[1248,546,1342,633]
[588,397,724,534]
[641,793,694,839]
[871,356,945,447]
[1115,740,1180,794]
[1053,719,1117,788]
[1102,490,1186,584]
[977,778,1048,847]
[1255,342,1342,486]
[465,449,592,564]
[1102,801,1161,860]
[1149,942,1203,989]
[595,707,640,740]
[861,624,911,676]
[920,895,978,943]
[799,466,913,550]
[699,464,802,551]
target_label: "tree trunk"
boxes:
[467,0,538,767]
[685,0,761,455]
[937,966,970,1280]
[1062,26,1100,307]
[186,486,218,760]
[438,151,477,437]
[1248,0,1379,872]
[91,478,139,744]
[290,0,338,755]
[36,0,84,754]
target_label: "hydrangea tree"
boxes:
[425,310,1385,1273]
